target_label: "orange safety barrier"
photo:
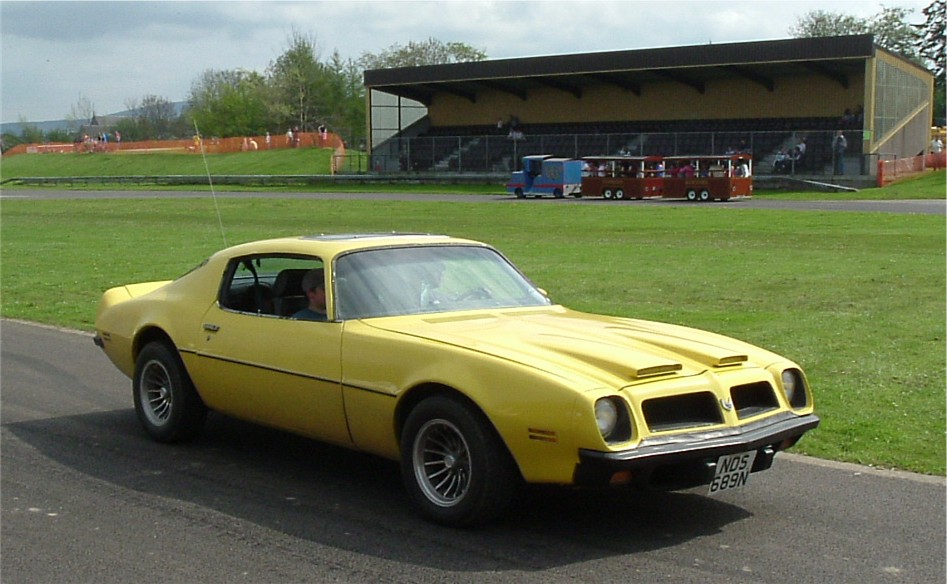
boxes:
[2,131,346,164]
[877,152,946,186]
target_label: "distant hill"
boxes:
[1,102,188,136]
[1,118,76,135]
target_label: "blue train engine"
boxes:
[506,155,583,198]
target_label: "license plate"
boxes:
[708,450,757,495]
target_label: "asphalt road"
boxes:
[2,188,945,215]
[2,319,944,583]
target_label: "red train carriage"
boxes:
[580,156,665,200]
[661,154,753,202]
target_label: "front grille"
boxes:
[642,392,722,433]
[731,381,779,419]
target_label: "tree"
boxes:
[790,6,921,62]
[359,37,487,69]
[266,30,328,132]
[917,1,945,84]
[65,93,95,133]
[322,50,366,146]
[868,6,921,61]
[188,69,269,137]
[917,0,946,80]
[15,116,44,144]
[788,10,866,38]
[917,0,946,124]
[45,128,74,143]
[121,95,180,139]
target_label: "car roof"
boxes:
[212,233,488,261]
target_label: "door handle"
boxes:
[203,323,220,332]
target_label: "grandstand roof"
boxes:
[364,34,880,105]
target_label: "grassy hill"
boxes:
[0,148,336,178]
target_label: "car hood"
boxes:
[364,306,777,389]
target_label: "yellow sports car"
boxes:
[94,234,818,526]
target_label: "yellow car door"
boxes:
[186,307,350,446]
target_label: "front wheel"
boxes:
[133,342,207,443]
[401,396,519,526]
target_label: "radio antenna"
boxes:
[194,120,228,247]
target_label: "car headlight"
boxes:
[781,369,808,408]
[595,398,619,439]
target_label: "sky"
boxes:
[0,0,932,124]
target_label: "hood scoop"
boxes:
[532,334,684,381]
[605,325,748,368]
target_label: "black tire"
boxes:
[552,188,564,198]
[686,189,698,201]
[614,189,625,200]
[514,188,525,199]
[603,189,613,199]
[133,342,207,443]
[699,189,711,202]
[401,395,519,527]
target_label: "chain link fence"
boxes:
[369,129,879,178]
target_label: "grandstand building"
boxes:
[363,34,934,181]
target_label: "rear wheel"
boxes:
[699,189,711,202]
[603,189,613,199]
[686,189,698,201]
[133,342,207,443]
[401,396,518,526]
[614,189,625,200]
[553,188,564,198]
[514,188,525,199]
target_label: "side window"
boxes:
[219,255,323,317]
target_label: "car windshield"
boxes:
[334,245,551,319]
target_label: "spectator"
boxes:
[292,269,327,321]
[773,150,790,173]
[791,137,807,169]
[931,136,944,154]
[833,130,847,175]
[840,108,855,128]
[735,159,751,177]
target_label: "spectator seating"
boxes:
[396,117,856,173]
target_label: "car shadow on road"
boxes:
[5,407,753,572]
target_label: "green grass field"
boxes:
[1,171,944,475]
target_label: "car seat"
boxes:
[272,269,310,316]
